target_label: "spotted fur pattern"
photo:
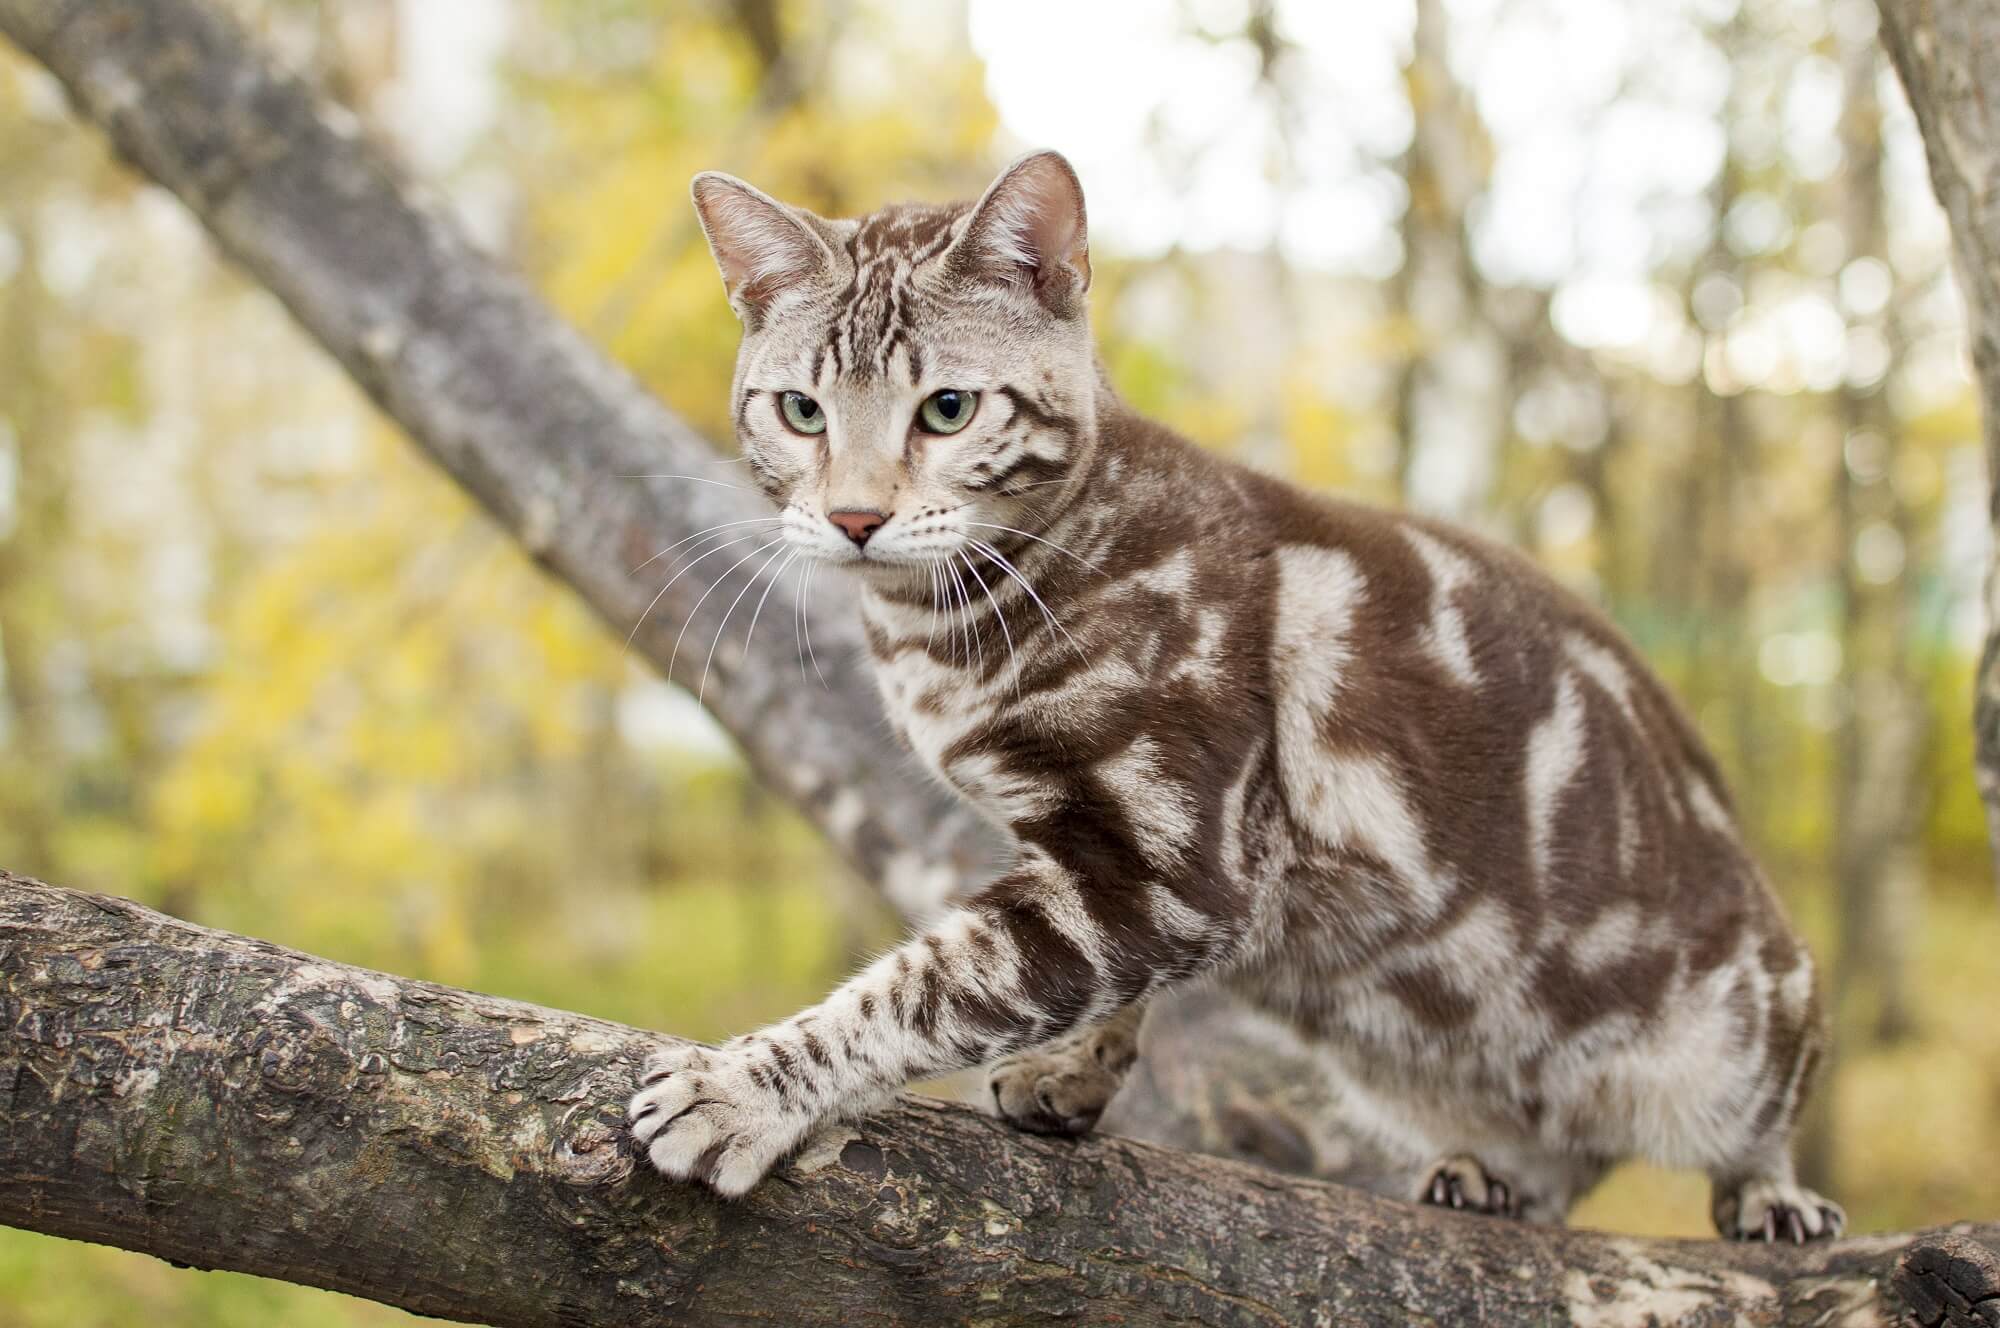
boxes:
[629,152,1842,1240]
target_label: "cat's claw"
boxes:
[1714,1180,1845,1244]
[628,1042,812,1197]
[1415,1155,1524,1219]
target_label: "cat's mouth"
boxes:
[839,546,941,574]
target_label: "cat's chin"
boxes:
[837,553,935,583]
[786,548,928,590]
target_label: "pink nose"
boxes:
[829,510,887,547]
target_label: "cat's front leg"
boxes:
[630,859,1229,1196]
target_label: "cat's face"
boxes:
[692,152,1098,579]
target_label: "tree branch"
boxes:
[3,870,1993,1328]
[1876,0,2000,895]
[0,0,1000,913]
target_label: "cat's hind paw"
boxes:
[988,1041,1124,1137]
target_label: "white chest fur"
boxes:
[861,591,1054,827]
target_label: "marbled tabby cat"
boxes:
[627,150,1843,1242]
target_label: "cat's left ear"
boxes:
[948,150,1091,316]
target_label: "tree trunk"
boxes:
[1877,0,2000,896]
[3,869,1995,1328]
[0,187,62,872]
[1388,0,1492,517]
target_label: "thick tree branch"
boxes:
[0,0,999,913]
[4,870,1994,1328]
[1876,0,2000,893]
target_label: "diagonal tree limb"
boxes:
[0,0,1001,914]
[4,869,1994,1328]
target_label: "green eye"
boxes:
[779,391,826,435]
[918,389,978,435]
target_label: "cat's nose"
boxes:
[828,509,888,547]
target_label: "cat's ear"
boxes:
[949,150,1091,315]
[690,172,835,321]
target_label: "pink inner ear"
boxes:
[695,181,825,304]
[978,157,1089,289]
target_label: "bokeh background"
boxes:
[2,0,1995,1322]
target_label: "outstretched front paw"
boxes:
[1715,1180,1845,1244]
[627,1042,812,1198]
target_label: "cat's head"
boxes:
[691,150,1098,577]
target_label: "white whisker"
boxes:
[944,555,977,672]
[740,549,800,678]
[631,516,782,576]
[699,542,791,705]
[626,528,781,652]
[965,522,1106,576]
[937,557,963,668]
[667,536,786,685]
[801,560,830,688]
[618,473,752,492]
[970,537,1087,663]
[926,559,943,652]
[960,560,987,674]
[794,556,811,685]
[961,548,1020,696]
[944,558,963,667]
[996,477,1073,495]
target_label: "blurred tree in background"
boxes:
[0,0,1992,1322]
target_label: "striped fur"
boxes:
[629,152,1842,1241]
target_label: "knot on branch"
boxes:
[1896,1233,2000,1327]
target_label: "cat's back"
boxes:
[1134,427,1792,971]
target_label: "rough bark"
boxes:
[5,870,1996,1328]
[1876,0,2000,895]
[0,0,999,915]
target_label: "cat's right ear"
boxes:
[948,150,1091,317]
[690,173,834,322]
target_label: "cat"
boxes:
[627,149,1844,1242]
